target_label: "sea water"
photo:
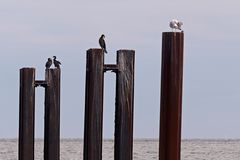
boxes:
[1,139,240,160]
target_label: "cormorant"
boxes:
[99,34,108,53]
[53,56,61,69]
[45,58,52,69]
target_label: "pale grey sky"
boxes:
[1,0,240,138]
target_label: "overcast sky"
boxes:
[1,0,240,138]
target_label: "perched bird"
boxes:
[45,58,52,69]
[169,19,183,31]
[53,56,61,69]
[99,34,108,53]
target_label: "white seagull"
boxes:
[169,19,183,31]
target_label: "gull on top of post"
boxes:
[169,19,183,32]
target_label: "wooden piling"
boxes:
[44,69,61,160]
[115,50,135,160]
[19,68,35,160]
[84,49,104,160]
[159,32,184,160]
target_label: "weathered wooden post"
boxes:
[84,49,104,160]
[115,50,135,160]
[19,68,35,160]
[44,69,61,160]
[159,32,184,160]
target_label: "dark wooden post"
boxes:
[44,69,61,160]
[84,49,104,160]
[19,68,35,160]
[159,32,184,160]
[115,50,135,160]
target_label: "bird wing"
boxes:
[169,21,174,28]
[56,60,61,65]
[45,60,51,68]
[99,38,106,49]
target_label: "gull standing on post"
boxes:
[99,34,108,53]
[169,19,183,31]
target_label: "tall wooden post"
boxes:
[44,69,61,160]
[159,32,184,160]
[84,49,104,160]
[115,50,135,160]
[19,68,35,160]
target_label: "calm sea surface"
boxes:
[1,139,240,160]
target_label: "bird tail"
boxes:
[104,49,108,53]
